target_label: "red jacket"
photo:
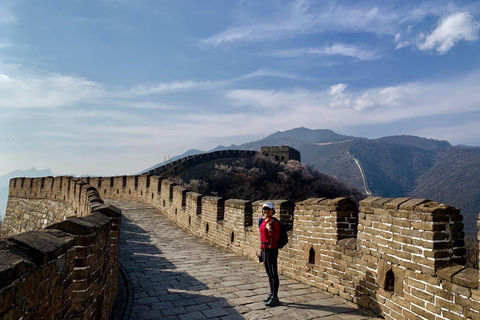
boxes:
[259,218,280,249]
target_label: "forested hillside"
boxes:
[175,154,365,203]
[144,127,480,234]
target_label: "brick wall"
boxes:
[1,177,103,237]
[92,174,480,319]
[0,178,121,320]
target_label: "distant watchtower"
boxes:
[261,146,301,163]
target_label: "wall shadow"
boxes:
[114,216,243,320]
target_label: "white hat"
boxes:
[262,202,274,209]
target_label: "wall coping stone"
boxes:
[203,196,224,203]
[173,185,188,192]
[81,213,111,230]
[225,199,252,207]
[0,242,36,289]
[47,218,99,235]
[92,205,122,218]
[437,263,465,282]
[453,268,479,288]
[398,198,430,210]
[297,198,328,205]
[415,201,460,214]
[326,197,357,210]
[371,197,394,208]
[186,191,202,197]
[384,197,411,210]
[7,230,75,265]
[359,196,383,207]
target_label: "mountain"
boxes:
[144,127,480,234]
[0,167,54,220]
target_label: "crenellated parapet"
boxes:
[0,177,121,320]
[3,172,480,319]
[79,173,480,319]
[145,149,258,177]
[2,176,104,237]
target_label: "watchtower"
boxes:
[261,146,301,163]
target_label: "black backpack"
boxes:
[259,217,289,249]
[273,218,289,249]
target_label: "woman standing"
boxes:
[259,202,280,307]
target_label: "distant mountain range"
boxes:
[4,128,479,235]
[144,127,480,234]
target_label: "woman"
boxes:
[258,202,280,307]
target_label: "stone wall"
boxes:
[1,176,103,237]
[90,174,480,319]
[145,149,258,176]
[0,177,121,320]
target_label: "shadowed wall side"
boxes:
[0,178,121,320]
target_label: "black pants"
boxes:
[262,248,279,297]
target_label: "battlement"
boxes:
[145,146,301,177]
[0,177,121,320]
[2,173,480,319]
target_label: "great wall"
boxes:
[1,147,480,319]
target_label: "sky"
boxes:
[0,0,479,177]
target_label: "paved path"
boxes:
[108,200,380,320]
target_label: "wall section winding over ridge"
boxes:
[89,174,480,320]
[0,177,121,320]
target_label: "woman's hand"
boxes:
[266,223,272,231]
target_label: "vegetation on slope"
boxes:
[175,154,365,203]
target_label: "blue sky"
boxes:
[0,0,479,177]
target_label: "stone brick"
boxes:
[437,296,464,314]
[452,267,478,288]
[384,198,411,210]
[437,263,465,282]
[399,198,430,211]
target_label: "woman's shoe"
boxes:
[263,294,273,302]
[265,297,279,307]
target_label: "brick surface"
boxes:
[110,200,381,320]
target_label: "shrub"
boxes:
[177,154,365,203]
[465,234,479,269]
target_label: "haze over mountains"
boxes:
[145,127,480,234]
[3,128,479,235]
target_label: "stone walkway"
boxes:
[108,200,381,320]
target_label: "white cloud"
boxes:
[418,12,480,54]
[329,83,351,108]
[273,43,381,61]
[115,101,174,110]
[201,1,466,46]
[0,41,12,48]
[395,41,410,49]
[329,83,347,95]
[123,80,219,96]
[0,72,103,108]
[202,0,316,46]
[121,69,317,98]
[0,7,15,24]
[236,68,315,81]
[201,1,480,58]
[223,71,480,127]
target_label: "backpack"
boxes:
[259,217,289,249]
